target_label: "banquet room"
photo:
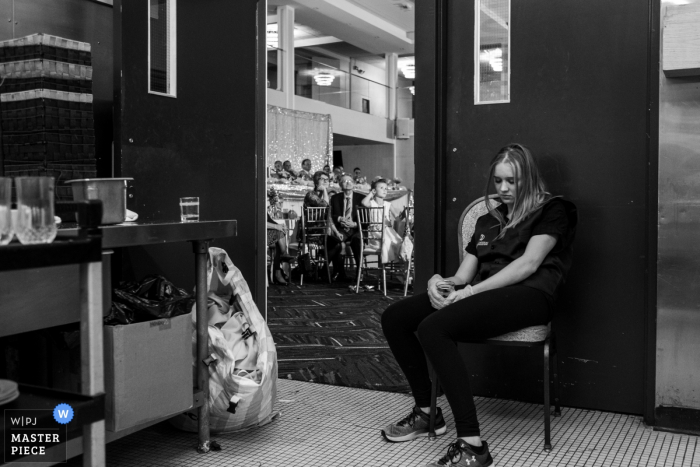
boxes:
[0,0,699,466]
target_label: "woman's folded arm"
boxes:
[471,233,557,294]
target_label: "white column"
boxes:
[386,53,398,122]
[386,53,398,177]
[278,6,295,110]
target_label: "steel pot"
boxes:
[65,178,133,225]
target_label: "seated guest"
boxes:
[304,171,331,208]
[361,178,402,263]
[331,165,344,183]
[282,160,297,180]
[267,212,291,285]
[323,164,331,175]
[297,158,313,182]
[327,174,364,281]
[353,167,367,185]
[353,167,362,180]
[272,160,288,179]
[296,170,331,243]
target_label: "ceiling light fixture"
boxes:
[401,63,415,79]
[314,72,335,86]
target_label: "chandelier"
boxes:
[314,72,335,86]
[409,86,415,95]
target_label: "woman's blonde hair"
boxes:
[485,144,551,238]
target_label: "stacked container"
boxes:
[0,33,97,200]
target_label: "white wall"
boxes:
[396,75,414,119]
[349,58,388,119]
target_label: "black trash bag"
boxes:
[104,274,195,325]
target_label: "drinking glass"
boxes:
[0,177,12,245]
[15,177,57,245]
[436,280,455,298]
[180,197,199,222]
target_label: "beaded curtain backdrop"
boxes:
[267,105,332,173]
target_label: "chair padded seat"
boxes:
[362,247,380,254]
[489,324,549,342]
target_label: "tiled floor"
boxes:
[82,379,700,467]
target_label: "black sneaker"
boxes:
[425,439,494,467]
[381,406,447,442]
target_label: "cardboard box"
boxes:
[104,314,193,432]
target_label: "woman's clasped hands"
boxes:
[428,274,475,309]
[444,285,475,306]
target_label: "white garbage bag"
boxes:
[170,247,278,433]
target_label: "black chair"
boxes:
[299,206,331,285]
[427,195,561,452]
[354,206,388,295]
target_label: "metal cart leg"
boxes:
[80,261,105,467]
[193,240,211,453]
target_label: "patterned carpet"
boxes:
[267,275,412,394]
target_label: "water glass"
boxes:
[436,280,455,298]
[0,177,12,245]
[15,177,57,245]
[180,197,199,222]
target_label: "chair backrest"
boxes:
[356,206,386,248]
[458,195,501,262]
[284,217,297,241]
[301,206,328,246]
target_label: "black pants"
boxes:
[381,285,552,437]
[326,230,362,275]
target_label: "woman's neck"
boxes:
[374,196,385,205]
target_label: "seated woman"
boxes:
[304,170,331,208]
[380,144,576,467]
[361,178,403,264]
[267,204,291,285]
[294,170,331,245]
[294,171,335,278]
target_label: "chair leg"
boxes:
[355,257,363,294]
[544,338,552,452]
[553,332,561,416]
[324,252,331,284]
[382,266,386,296]
[429,365,438,440]
[403,255,412,297]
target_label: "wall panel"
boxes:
[114,0,263,300]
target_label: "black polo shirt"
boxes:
[465,197,577,300]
